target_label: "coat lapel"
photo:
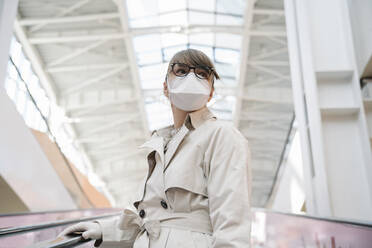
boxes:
[133,135,165,209]
[163,124,189,172]
[138,134,165,166]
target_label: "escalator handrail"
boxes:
[0,212,121,237]
[0,208,121,217]
[252,207,372,228]
[26,234,91,248]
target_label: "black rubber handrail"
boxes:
[26,233,92,248]
[0,212,121,237]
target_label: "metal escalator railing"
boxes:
[251,207,372,248]
[0,208,121,229]
[0,212,119,237]
[26,234,92,248]
[0,209,121,248]
[2,208,372,248]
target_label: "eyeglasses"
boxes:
[170,62,214,80]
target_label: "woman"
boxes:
[58,49,252,248]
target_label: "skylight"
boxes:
[126,0,246,131]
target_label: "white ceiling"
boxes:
[15,0,294,208]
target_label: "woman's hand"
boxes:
[57,221,102,242]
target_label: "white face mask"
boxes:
[167,73,211,111]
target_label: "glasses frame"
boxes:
[170,62,215,80]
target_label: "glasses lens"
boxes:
[195,66,210,79]
[173,63,189,77]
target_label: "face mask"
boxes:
[167,73,211,111]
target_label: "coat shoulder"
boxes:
[151,124,173,136]
[209,119,245,137]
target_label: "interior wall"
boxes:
[0,91,77,212]
[0,175,28,214]
[31,129,111,208]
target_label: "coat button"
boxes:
[139,209,145,218]
[160,199,168,209]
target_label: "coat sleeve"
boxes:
[206,124,252,248]
[93,207,141,248]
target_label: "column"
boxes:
[284,0,372,221]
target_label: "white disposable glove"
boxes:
[58,221,103,246]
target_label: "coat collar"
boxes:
[138,106,216,171]
[185,106,216,130]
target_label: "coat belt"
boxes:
[117,208,213,244]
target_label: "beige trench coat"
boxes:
[94,106,252,248]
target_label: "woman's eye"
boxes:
[198,72,207,78]
[176,69,186,74]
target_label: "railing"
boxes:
[250,207,372,248]
[0,209,121,248]
[0,213,119,237]
[26,234,91,248]
[2,208,372,248]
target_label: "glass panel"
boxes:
[189,0,215,11]
[16,90,27,116]
[137,50,163,66]
[145,101,173,131]
[159,10,188,26]
[216,0,245,15]
[216,33,241,49]
[158,0,186,12]
[215,48,240,64]
[188,11,215,25]
[161,33,187,47]
[216,14,243,25]
[138,63,168,89]
[126,0,247,126]
[163,45,188,61]
[188,44,214,59]
[126,0,158,19]
[189,33,214,46]
[133,34,162,52]
[215,62,238,78]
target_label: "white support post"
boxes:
[285,0,372,220]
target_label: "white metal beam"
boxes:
[19,13,119,26]
[75,133,141,145]
[63,64,128,95]
[47,40,107,67]
[99,150,145,164]
[234,0,256,127]
[27,27,286,45]
[250,64,290,81]
[29,0,92,33]
[65,100,137,117]
[13,18,58,103]
[65,112,137,123]
[93,133,144,150]
[253,8,285,16]
[115,0,150,139]
[47,63,128,73]
[248,61,289,67]
[250,47,288,61]
[29,33,126,44]
[81,116,136,136]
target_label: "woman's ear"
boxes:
[207,87,214,102]
[163,81,169,98]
